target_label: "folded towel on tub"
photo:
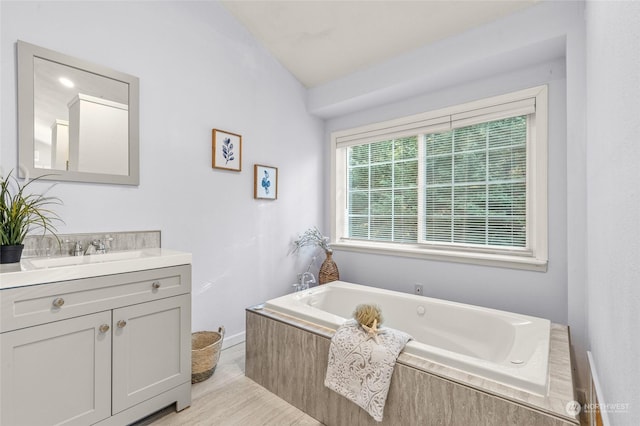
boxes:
[324,319,412,422]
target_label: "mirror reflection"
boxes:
[34,58,129,175]
[18,40,139,185]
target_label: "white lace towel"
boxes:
[324,320,412,422]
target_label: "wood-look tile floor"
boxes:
[138,342,323,426]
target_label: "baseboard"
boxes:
[587,351,609,426]
[222,330,245,350]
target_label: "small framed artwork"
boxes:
[212,129,242,171]
[254,164,278,200]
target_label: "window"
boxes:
[331,86,548,271]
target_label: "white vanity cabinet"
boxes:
[1,311,112,425]
[0,264,192,426]
[111,293,190,415]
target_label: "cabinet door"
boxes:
[112,294,191,413]
[0,311,112,426]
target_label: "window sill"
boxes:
[331,241,548,272]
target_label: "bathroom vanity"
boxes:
[0,249,192,425]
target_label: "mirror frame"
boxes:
[17,40,140,185]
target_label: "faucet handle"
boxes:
[73,241,83,256]
[104,235,113,251]
[90,239,107,254]
[90,240,105,248]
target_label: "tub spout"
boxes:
[300,272,316,290]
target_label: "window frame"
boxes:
[330,86,548,271]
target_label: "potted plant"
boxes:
[0,171,62,264]
[292,226,339,284]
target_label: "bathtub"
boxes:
[264,280,550,396]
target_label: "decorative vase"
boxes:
[319,249,339,284]
[0,244,25,264]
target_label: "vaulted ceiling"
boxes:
[221,1,538,88]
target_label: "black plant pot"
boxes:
[0,244,25,264]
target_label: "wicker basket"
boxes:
[319,250,339,284]
[191,326,225,383]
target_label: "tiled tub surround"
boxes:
[22,230,161,258]
[246,294,579,425]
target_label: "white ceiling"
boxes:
[221,0,538,88]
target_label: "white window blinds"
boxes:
[424,116,527,248]
[332,85,548,270]
[345,115,528,249]
[348,137,419,243]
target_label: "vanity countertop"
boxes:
[0,248,191,289]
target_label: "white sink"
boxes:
[24,250,150,269]
[0,248,192,289]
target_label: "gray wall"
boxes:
[586,2,640,425]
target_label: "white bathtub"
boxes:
[264,281,550,395]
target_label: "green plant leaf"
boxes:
[0,170,63,246]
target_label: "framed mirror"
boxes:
[17,40,139,185]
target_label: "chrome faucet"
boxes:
[72,241,83,256]
[292,272,316,292]
[85,240,107,255]
[299,271,316,291]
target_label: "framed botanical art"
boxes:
[212,129,242,171]
[254,164,278,200]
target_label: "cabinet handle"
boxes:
[99,324,110,333]
[52,297,65,308]
[152,281,161,289]
[117,320,127,328]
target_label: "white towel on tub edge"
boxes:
[324,319,412,422]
